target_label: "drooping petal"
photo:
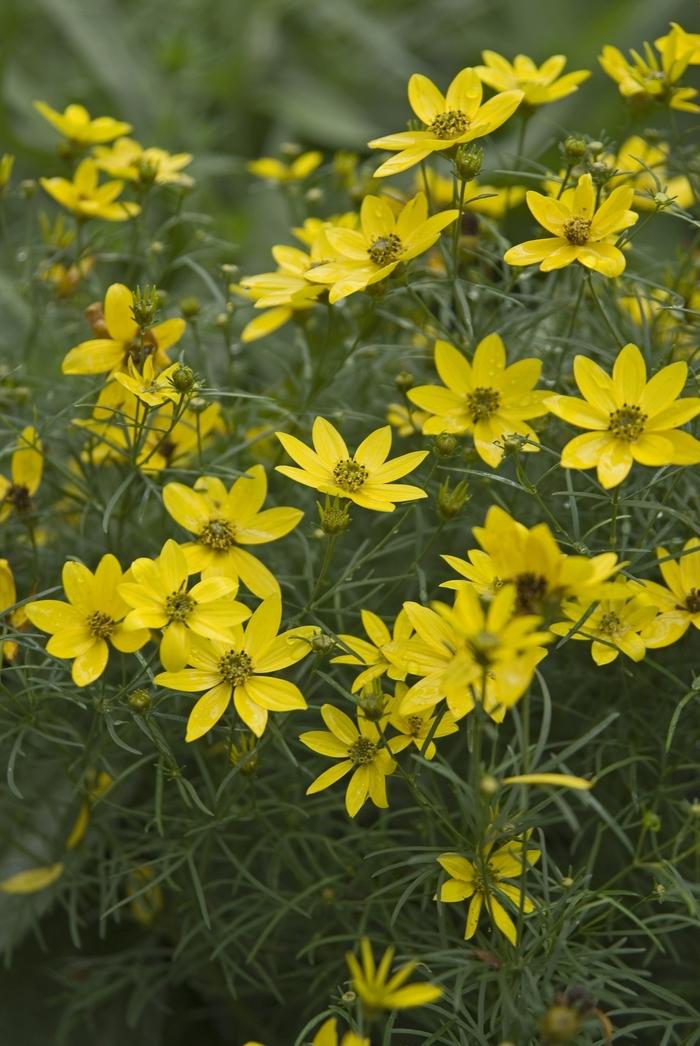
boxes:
[185,682,232,741]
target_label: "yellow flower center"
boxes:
[608,404,647,442]
[514,572,549,614]
[333,458,368,493]
[218,649,253,685]
[467,386,501,422]
[684,589,700,613]
[406,714,424,735]
[3,483,33,512]
[87,610,115,640]
[563,218,591,245]
[348,735,377,765]
[368,233,403,267]
[597,611,621,636]
[199,518,237,551]
[165,590,195,622]
[428,109,470,139]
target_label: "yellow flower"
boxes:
[154,595,314,740]
[437,833,540,945]
[546,343,700,488]
[418,168,525,219]
[475,52,590,107]
[0,558,28,660]
[33,101,131,144]
[656,23,700,64]
[40,256,95,297]
[300,704,396,817]
[0,426,42,522]
[62,283,185,375]
[40,158,140,221]
[162,466,303,597]
[307,192,458,302]
[113,358,185,407]
[346,937,443,1010]
[504,172,637,277]
[387,682,458,759]
[0,863,65,894]
[599,29,699,113]
[408,334,549,467]
[25,554,150,686]
[276,417,428,512]
[501,773,593,790]
[243,1017,367,1046]
[247,151,323,182]
[441,506,621,616]
[331,607,413,692]
[368,67,522,178]
[605,135,694,211]
[119,539,250,671]
[237,242,327,343]
[386,402,428,436]
[93,137,193,187]
[636,539,700,648]
[127,865,165,925]
[551,584,658,665]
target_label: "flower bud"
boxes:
[358,680,387,722]
[394,370,414,391]
[642,810,661,832]
[131,285,160,331]
[189,395,209,414]
[562,136,587,162]
[305,187,323,203]
[179,295,201,318]
[229,733,259,775]
[589,160,612,187]
[317,496,351,535]
[311,632,336,657]
[20,178,37,198]
[170,365,198,394]
[539,1005,581,1042]
[454,143,484,182]
[480,774,499,796]
[433,432,458,458]
[128,689,150,713]
[437,478,470,520]
[653,191,672,209]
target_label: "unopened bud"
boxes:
[179,295,201,318]
[539,1005,581,1042]
[437,478,470,520]
[562,136,587,162]
[454,143,484,182]
[654,191,672,209]
[589,160,612,186]
[587,140,604,155]
[433,432,458,458]
[311,632,336,657]
[131,285,160,330]
[358,680,387,722]
[229,734,259,775]
[20,178,37,198]
[305,187,323,203]
[170,365,198,394]
[394,370,414,391]
[317,496,351,535]
[642,810,661,832]
[128,689,150,712]
[189,396,209,414]
[480,774,499,796]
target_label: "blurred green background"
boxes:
[1,0,697,266]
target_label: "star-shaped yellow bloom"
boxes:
[25,554,150,686]
[551,583,658,665]
[33,101,131,144]
[113,358,185,407]
[475,51,590,107]
[40,159,140,222]
[307,193,458,303]
[0,426,42,522]
[275,417,428,511]
[346,938,443,1011]
[600,25,700,113]
[605,135,694,211]
[504,172,637,276]
[368,67,523,177]
[408,334,549,466]
[636,538,700,648]
[62,283,185,375]
[247,151,322,183]
[93,137,193,187]
[331,607,413,692]
[546,343,700,488]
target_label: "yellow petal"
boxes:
[0,863,64,894]
[502,773,593,789]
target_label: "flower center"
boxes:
[563,218,591,245]
[332,458,368,493]
[597,611,621,636]
[684,588,700,614]
[218,649,253,686]
[514,572,549,614]
[466,386,500,422]
[87,610,115,640]
[3,483,33,512]
[126,330,157,367]
[608,404,647,442]
[165,590,195,623]
[348,736,377,765]
[368,233,403,267]
[199,518,237,551]
[406,714,424,735]
[428,109,470,139]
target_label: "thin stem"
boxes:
[586,270,625,347]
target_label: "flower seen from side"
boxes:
[475,52,590,107]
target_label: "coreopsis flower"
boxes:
[387,682,458,758]
[346,938,443,1010]
[504,172,637,276]
[656,23,700,64]
[307,193,458,302]
[441,506,621,617]
[162,466,303,597]
[33,101,131,144]
[0,426,42,522]
[276,417,428,512]
[24,554,149,686]
[605,135,694,211]
[113,358,187,407]
[0,863,65,895]
[93,137,194,187]
[244,1018,368,1046]
[62,283,185,376]
[127,866,165,925]
[300,704,397,817]
[636,539,700,648]
[408,334,549,467]
[154,596,314,741]
[368,67,523,178]
[331,607,412,692]
[40,159,140,221]
[545,343,700,489]
[399,585,550,719]
[475,52,590,107]
[599,29,699,113]
[0,558,28,660]
[247,151,323,182]
[40,256,95,297]
[386,402,428,436]
[118,539,250,672]
[237,242,327,342]
[551,585,658,665]
[437,833,540,945]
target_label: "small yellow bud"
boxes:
[454,143,484,182]
[562,136,587,162]
[437,478,470,520]
[131,285,160,330]
[128,689,150,712]
[179,295,201,318]
[480,774,499,796]
[317,496,351,535]
[539,1004,581,1042]
[394,370,414,391]
[433,432,458,458]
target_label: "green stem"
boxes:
[586,270,625,347]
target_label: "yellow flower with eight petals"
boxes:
[0,426,42,522]
[154,595,314,740]
[276,417,428,512]
[368,67,523,178]
[504,172,637,276]
[33,101,131,144]
[475,51,590,107]
[599,27,699,113]
[40,159,140,222]
[551,584,658,665]
[545,343,700,488]
[331,607,413,692]
[346,937,443,1010]
[636,539,700,648]
[25,554,150,687]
